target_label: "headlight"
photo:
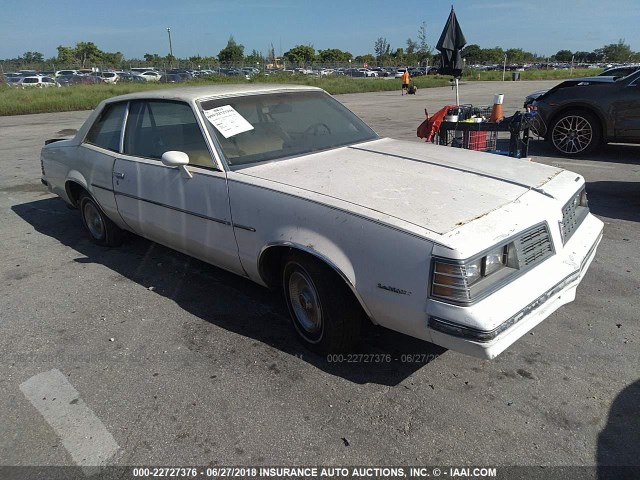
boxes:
[431,243,519,304]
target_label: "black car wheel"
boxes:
[282,252,362,353]
[550,110,601,156]
[79,192,123,246]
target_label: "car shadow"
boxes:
[597,379,640,480]
[528,139,640,165]
[585,180,640,223]
[12,197,445,386]
[527,140,640,223]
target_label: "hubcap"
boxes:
[552,115,593,154]
[288,270,322,336]
[83,202,105,239]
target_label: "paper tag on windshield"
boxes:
[203,105,254,138]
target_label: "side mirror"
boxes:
[161,151,192,178]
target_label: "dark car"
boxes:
[159,74,183,83]
[531,70,640,156]
[599,65,640,78]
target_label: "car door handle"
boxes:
[113,171,125,179]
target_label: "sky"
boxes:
[1,0,639,61]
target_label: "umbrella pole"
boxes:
[455,78,459,105]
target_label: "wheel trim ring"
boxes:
[288,269,323,343]
[552,115,593,154]
[83,202,105,240]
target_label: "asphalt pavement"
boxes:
[0,80,638,474]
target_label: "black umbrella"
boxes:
[436,5,467,104]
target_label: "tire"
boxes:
[549,110,601,156]
[282,252,362,354]
[78,192,123,246]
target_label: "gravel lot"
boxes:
[0,81,638,476]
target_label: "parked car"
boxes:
[394,68,407,78]
[530,70,640,155]
[118,72,147,83]
[55,70,78,77]
[137,71,162,82]
[100,72,119,84]
[598,65,640,78]
[159,74,183,83]
[524,65,640,109]
[40,84,603,359]
[16,76,59,88]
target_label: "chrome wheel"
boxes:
[288,269,323,340]
[83,201,105,240]
[551,114,594,155]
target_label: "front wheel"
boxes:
[282,252,362,354]
[549,110,601,156]
[79,192,123,246]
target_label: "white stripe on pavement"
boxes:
[19,369,119,472]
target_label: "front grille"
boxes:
[516,223,554,267]
[560,189,587,244]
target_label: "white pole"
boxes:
[455,78,459,105]
[502,53,507,81]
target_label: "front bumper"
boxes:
[425,212,603,359]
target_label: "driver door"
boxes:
[112,99,244,275]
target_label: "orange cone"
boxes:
[489,93,504,122]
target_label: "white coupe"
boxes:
[40,85,603,359]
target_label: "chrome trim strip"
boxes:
[91,183,114,193]
[113,190,231,226]
[233,224,256,232]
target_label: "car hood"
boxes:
[235,138,562,235]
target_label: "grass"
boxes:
[0,68,603,116]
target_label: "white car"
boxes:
[17,76,59,88]
[55,69,79,77]
[100,72,119,84]
[138,71,162,82]
[40,85,603,359]
[358,68,378,77]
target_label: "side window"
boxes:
[84,102,126,152]
[124,100,212,168]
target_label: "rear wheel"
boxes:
[79,192,123,246]
[282,252,362,353]
[550,110,601,156]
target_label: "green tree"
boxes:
[596,39,633,62]
[406,39,418,55]
[506,48,526,63]
[245,49,264,66]
[374,37,391,60]
[317,48,352,64]
[461,44,482,64]
[56,46,76,65]
[483,47,505,64]
[553,49,573,62]
[21,51,44,64]
[283,45,316,64]
[101,51,123,68]
[354,54,375,66]
[218,36,245,64]
[416,22,433,64]
[75,42,103,67]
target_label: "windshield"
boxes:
[198,91,378,166]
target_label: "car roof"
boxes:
[103,84,324,104]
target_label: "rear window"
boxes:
[84,103,127,152]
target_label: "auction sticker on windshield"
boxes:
[203,105,254,138]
